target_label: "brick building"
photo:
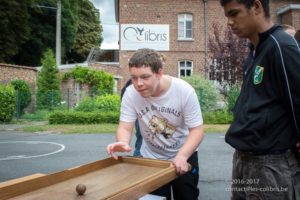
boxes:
[102,0,300,88]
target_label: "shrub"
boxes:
[0,84,16,122]
[11,79,32,114]
[75,97,98,112]
[75,94,121,112]
[49,111,119,124]
[95,94,120,112]
[202,109,233,124]
[182,74,220,112]
[226,84,241,113]
[22,109,50,121]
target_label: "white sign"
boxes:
[121,24,169,51]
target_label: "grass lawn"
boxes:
[19,123,118,134]
[18,123,230,134]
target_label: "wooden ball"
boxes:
[76,184,86,195]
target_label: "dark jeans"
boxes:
[150,152,199,200]
[133,120,142,156]
[231,150,300,200]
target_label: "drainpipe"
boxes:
[203,0,208,78]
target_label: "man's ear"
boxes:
[157,68,163,79]
[252,0,263,16]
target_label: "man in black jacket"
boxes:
[219,0,300,199]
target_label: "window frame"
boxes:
[178,13,193,40]
[178,60,193,77]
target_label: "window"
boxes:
[178,14,193,40]
[87,48,119,63]
[179,60,193,77]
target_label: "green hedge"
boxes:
[0,84,16,122]
[49,111,119,124]
[95,94,120,112]
[74,97,97,112]
[11,79,32,114]
[202,109,233,124]
[49,110,232,125]
[75,94,120,113]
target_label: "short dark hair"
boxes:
[220,0,270,17]
[128,48,165,73]
[295,30,300,43]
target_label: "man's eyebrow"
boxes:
[226,9,239,17]
[131,74,152,77]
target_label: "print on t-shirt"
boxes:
[148,115,176,139]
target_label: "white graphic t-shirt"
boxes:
[120,77,203,160]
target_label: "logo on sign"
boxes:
[123,26,167,42]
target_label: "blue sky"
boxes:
[91,0,119,49]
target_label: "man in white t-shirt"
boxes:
[107,48,204,200]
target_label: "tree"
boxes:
[66,0,103,63]
[0,0,31,63]
[14,0,79,66]
[61,0,79,63]
[3,0,101,66]
[37,49,61,109]
[13,0,56,66]
[208,23,249,86]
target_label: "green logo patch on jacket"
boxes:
[253,65,264,85]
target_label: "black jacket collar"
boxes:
[249,25,280,52]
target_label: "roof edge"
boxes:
[0,63,38,71]
[277,4,300,15]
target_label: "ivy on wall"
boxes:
[62,66,114,95]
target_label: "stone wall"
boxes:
[0,63,38,91]
[0,63,38,112]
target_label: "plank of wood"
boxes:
[107,165,177,200]
[0,174,45,188]
[0,158,118,199]
[0,157,177,200]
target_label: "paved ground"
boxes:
[0,125,234,200]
